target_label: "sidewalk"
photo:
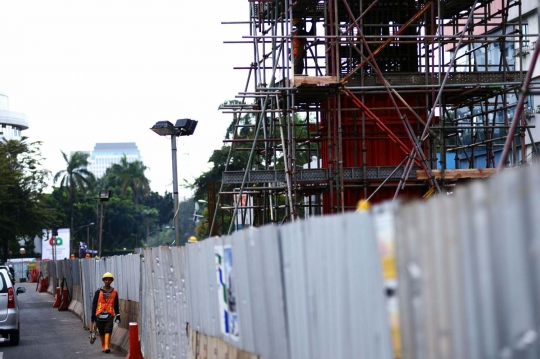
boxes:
[2,282,125,359]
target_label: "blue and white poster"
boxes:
[215,244,239,340]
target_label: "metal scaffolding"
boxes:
[210,0,538,234]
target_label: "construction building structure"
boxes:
[211,0,540,233]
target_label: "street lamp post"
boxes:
[98,190,111,257]
[170,135,181,247]
[151,119,198,246]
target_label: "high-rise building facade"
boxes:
[0,92,28,141]
[87,142,141,178]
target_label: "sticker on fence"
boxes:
[215,245,239,340]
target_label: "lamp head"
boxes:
[150,121,178,136]
[99,190,111,202]
[175,118,198,136]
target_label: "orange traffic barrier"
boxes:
[30,269,39,283]
[38,278,48,293]
[52,287,61,308]
[126,322,143,359]
[58,287,70,311]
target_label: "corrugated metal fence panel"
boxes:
[141,248,156,359]
[396,165,540,359]
[395,199,419,359]
[489,168,538,357]
[180,247,189,357]
[65,260,74,296]
[242,225,288,359]
[185,243,199,332]
[280,217,310,359]
[186,238,220,338]
[281,213,393,359]
[72,258,80,285]
[81,259,94,328]
[203,237,220,338]
[171,246,188,358]
[524,164,540,357]
[228,230,253,352]
[150,246,169,356]
[139,246,187,359]
[57,260,64,283]
[129,254,141,302]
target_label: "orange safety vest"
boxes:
[95,289,117,317]
[293,37,306,56]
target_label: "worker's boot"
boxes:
[104,333,111,353]
[100,335,105,352]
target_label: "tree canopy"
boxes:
[104,155,150,206]
[0,138,55,260]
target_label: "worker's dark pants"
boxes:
[96,317,114,335]
[294,54,305,75]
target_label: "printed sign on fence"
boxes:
[215,244,239,340]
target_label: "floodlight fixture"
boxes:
[99,190,111,202]
[150,119,198,137]
[150,121,178,136]
[175,118,198,136]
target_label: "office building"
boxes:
[0,92,28,141]
[87,142,141,178]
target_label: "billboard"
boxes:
[42,228,70,260]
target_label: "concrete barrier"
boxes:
[68,284,84,320]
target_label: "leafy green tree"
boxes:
[53,151,95,254]
[179,198,197,245]
[0,138,55,259]
[141,191,174,227]
[105,156,150,206]
[144,197,197,246]
[100,197,146,252]
[140,207,159,244]
[53,151,95,201]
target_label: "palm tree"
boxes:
[108,156,150,206]
[53,151,95,254]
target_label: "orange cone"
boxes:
[126,322,143,359]
[52,287,61,308]
[58,287,70,311]
[39,278,48,292]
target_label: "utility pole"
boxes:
[171,135,181,246]
[98,190,111,257]
[99,201,104,257]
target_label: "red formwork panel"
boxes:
[319,94,428,213]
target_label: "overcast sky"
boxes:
[0,0,250,198]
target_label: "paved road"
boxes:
[1,282,124,359]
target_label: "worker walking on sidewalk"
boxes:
[91,272,120,354]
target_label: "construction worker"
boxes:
[292,17,316,75]
[188,236,197,243]
[356,199,371,212]
[91,272,120,353]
